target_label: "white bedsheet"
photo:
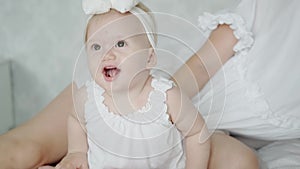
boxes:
[257,139,300,169]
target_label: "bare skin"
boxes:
[0,24,259,169]
[0,84,72,168]
[173,24,239,98]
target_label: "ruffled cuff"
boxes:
[198,12,254,55]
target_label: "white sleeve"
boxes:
[198,0,256,55]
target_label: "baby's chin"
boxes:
[94,78,124,92]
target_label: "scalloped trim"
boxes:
[84,78,172,125]
[198,12,254,56]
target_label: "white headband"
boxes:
[129,7,156,49]
[83,0,140,14]
[83,0,156,48]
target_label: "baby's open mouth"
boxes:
[102,66,121,81]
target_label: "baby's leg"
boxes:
[209,132,260,169]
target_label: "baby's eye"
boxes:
[115,40,127,48]
[91,44,101,51]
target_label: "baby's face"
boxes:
[86,10,155,91]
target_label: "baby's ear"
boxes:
[146,48,157,68]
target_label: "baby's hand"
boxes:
[38,166,55,169]
[55,152,88,169]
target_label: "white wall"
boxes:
[0,0,86,125]
[0,0,237,126]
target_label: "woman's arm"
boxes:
[173,24,238,98]
[0,84,73,169]
[39,87,89,169]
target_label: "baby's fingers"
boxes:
[79,164,89,169]
[38,166,55,169]
[55,162,88,169]
[55,163,75,169]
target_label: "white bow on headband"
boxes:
[82,0,140,15]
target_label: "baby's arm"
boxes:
[167,87,211,169]
[55,114,88,169]
[55,88,89,169]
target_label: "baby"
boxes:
[56,3,210,169]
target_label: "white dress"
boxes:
[193,0,300,168]
[84,77,186,169]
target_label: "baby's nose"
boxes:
[102,49,116,61]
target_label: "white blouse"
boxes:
[193,0,300,140]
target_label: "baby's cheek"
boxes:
[87,62,99,77]
[88,55,101,67]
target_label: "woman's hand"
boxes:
[55,152,88,169]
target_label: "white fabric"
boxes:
[129,7,157,50]
[84,77,186,169]
[193,0,300,168]
[82,0,139,14]
[257,139,300,169]
[198,12,254,55]
[84,7,156,50]
[193,0,300,141]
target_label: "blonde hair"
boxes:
[84,2,157,44]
